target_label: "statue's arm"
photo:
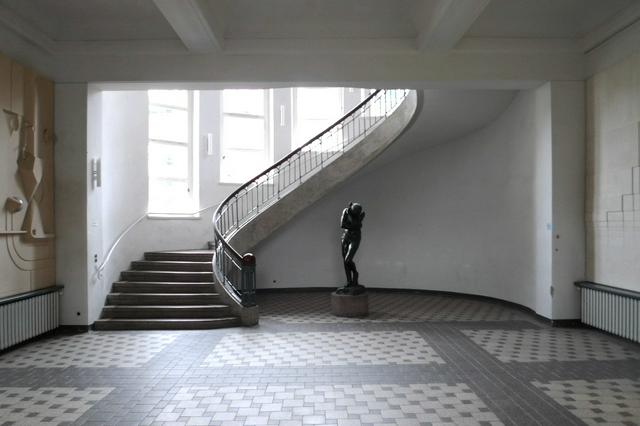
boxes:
[340,208,348,228]
[360,211,365,221]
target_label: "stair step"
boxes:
[106,293,222,306]
[112,281,216,293]
[145,250,213,262]
[121,270,213,282]
[101,305,232,319]
[131,260,212,272]
[93,317,240,331]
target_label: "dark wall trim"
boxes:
[59,325,91,333]
[256,286,581,327]
[0,285,64,307]
[575,281,640,301]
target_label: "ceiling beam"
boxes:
[153,0,223,52]
[415,0,491,51]
[0,4,56,54]
[582,1,640,53]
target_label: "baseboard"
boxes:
[58,324,91,333]
[257,287,335,294]
[537,317,583,328]
[256,286,582,326]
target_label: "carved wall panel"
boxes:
[0,52,55,298]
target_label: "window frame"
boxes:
[219,89,273,184]
[291,87,345,150]
[147,90,199,215]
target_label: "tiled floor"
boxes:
[0,290,638,425]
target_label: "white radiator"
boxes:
[578,281,640,343]
[0,287,61,351]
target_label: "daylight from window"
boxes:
[293,87,344,149]
[220,89,271,184]
[147,87,354,201]
[147,90,197,214]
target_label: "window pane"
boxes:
[297,88,342,119]
[223,115,265,150]
[148,178,191,213]
[149,105,188,142]
[223,89,265,116]
[294,88,343,147]
[149,142,189,179]
[220,150,270,183]
[148,90,188,108]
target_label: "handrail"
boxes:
[92,203,220,283]
[213,88,411,307]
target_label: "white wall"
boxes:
[86,88,105,322]
[93,90,236,323]
[55,83,584,324]
[586,52,640,293]
[54,83,89,325]
[88,88,300,323]
[254,84,585,319]
[550,81,586,318]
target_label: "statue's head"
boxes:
[349,202,362,216]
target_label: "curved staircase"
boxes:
[213,89,420,326]
[94,250,240,330]
[95,89,419,330]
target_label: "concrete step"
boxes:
[121,270,213,282]
[131,260,212,272]
[101,305,232,319]
[106,293,222,306]
[112,281,216,293]
[93,317,240,331]
[144,250,213,262]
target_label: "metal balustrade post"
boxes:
[234,196,239,231]
[241,253,256,306]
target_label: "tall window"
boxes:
[148,90,198,214]
[220,89,271,183]
[293,88,344,149]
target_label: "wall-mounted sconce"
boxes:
[206,133,214,156]
[4,196,24,213]
[91,158,102,189]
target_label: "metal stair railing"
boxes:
[212,89,410,306]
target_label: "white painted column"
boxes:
[54,83,90,325]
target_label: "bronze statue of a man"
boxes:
[338,202,366,295]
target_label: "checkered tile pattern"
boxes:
[0,333,176,368]
[0,387,113,424]
[533,379,640,425]
[0,291,638,425]
[461,328,640,363]
[259,292,525,324]
[152,383,502,425]
[202,331,444,367]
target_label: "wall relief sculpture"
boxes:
[0,53,55,298]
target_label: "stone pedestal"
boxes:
[331,291,369,317]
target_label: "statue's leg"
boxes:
[341,239,352,285]
[344,241,359,286]
[343,262,352,286]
